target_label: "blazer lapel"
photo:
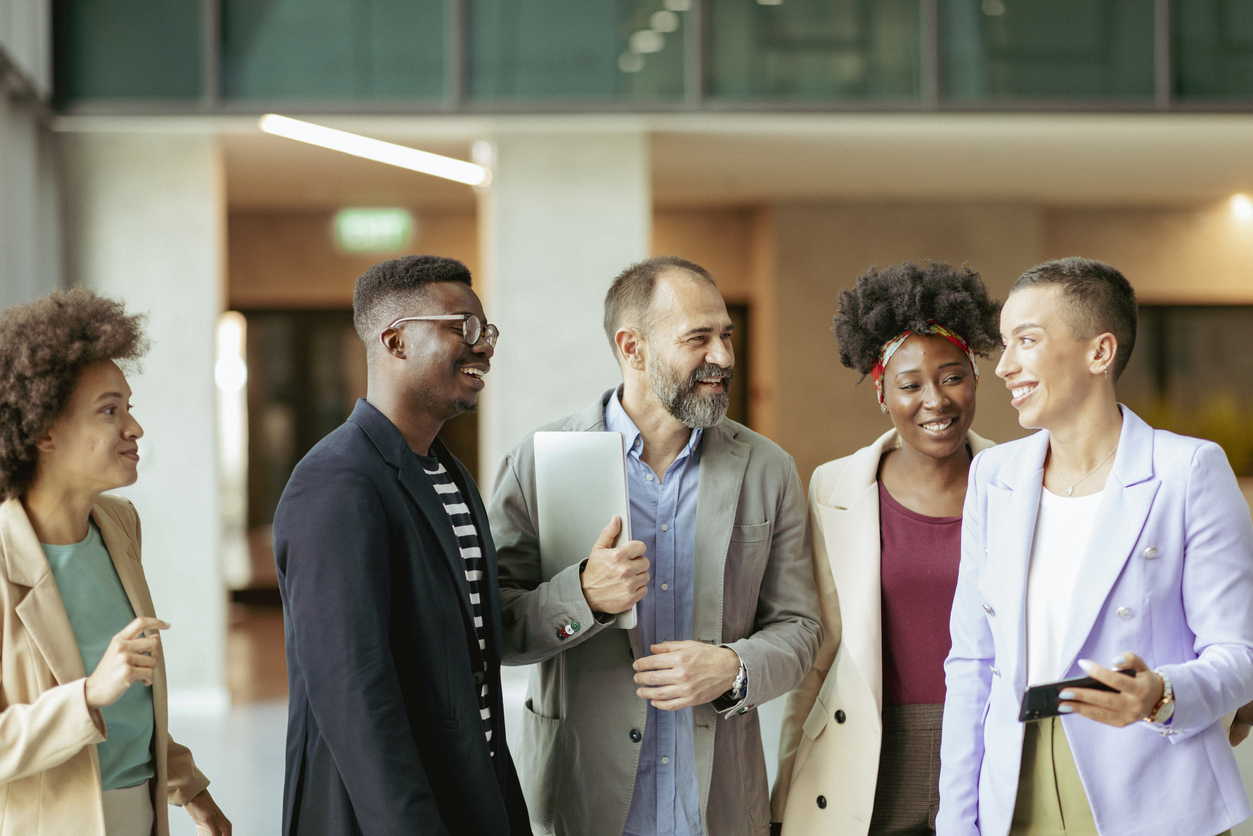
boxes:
[1056,409,1159,675]
[986,431,1049,690]
[1,499,88,685]
[819,431,896,714]
[92,503,156,619]
[692,423,751,645]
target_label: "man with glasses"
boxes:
[273,255,529,835]
[489,256,822,836]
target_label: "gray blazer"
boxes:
[489,390,823,836]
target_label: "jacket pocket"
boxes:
[519,699,563,830]
[730,521,771,543]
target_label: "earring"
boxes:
[1104,367,1109,380]
[881,404,888,414]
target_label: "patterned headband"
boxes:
[870,321,979,405]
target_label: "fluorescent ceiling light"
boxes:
[258,114,489,187]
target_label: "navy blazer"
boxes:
[275,399,529,836]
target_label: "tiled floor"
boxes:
[187,603,1253,836]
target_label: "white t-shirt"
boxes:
[1026,488,1105,686]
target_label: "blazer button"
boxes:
[816,795,827,809]
[1144,546,1159,559]
[834,710,846,724]
[1117,607,1134,619]
[473,671,485,685]
[982,604,994,616]
[629,728,642,743]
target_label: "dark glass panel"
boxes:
[707,0,921,101]
[53,0,201,101]
[468,0,685,101]
[221,0,445,101]
[1174,0,1253,99]
[941,0,1154,100]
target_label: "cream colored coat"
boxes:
[771,429,993,834]
[0,494,208,836]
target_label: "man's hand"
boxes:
[85,617,169,709]
[185,789,232,836]
[580,515,649,615]
[1230,700,1253,746]
[1057,652,1163,727]
[632,641,741,711]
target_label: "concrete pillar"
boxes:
[477,131,651,488]
[61,132,228,710]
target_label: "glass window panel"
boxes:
[468,0,685,101]
[1174,0,1253,99]
[706,0,920,101]
[53,0,201,101]
[222,0,445,101]
[941,0,1155,100]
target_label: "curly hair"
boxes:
[834,261,1002,379]
[0,288,149,499]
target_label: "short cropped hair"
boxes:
[0,288,149,499]
[1010,257,1137,380]
[603,256,716,354]
[352,255,473,349]
[834,260,1002,379]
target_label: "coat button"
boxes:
[629,728,642,743]
[1117,607,1134,619]
[473,671,485,685]
[834,710,846,724]
[982,604,994,615]
[1144,546,1159,559]
[816,795,827,809]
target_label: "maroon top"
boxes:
[878,480,963,706]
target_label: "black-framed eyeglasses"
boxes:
[384,314,499,349]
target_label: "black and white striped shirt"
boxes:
[419,455,494,758]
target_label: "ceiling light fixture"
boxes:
[258,114,490,187]
[1232,193,1253,222]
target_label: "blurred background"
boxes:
[3,0,1253,831]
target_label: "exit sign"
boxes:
[334,208,414,253]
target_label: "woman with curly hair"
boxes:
[0,288,230,835]
[771,261,1001,836]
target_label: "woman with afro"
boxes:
[0,289,230,835]
[772,262,1002,836]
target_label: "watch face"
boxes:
[1155,700,1175,724]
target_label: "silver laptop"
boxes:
[533,431,637,630]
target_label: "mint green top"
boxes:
[42,521,155,790]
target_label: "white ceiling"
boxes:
[55,112,1253,212]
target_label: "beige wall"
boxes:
[228,209,478,309]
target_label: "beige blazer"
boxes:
[771,429,994,834]
[0,494,208,836]
[490,391,823,836]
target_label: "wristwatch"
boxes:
[1146,668,1175,726]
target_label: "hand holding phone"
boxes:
[1019,669,1136,722]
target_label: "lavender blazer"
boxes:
[938,407,1253,836]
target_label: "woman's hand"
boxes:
[1057,652,1164,727]
[84,617,169,709]
[1230,700,1253,746]
[185,789,232,836]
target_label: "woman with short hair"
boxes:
[772,261,1001,836]
[0,288,230,835]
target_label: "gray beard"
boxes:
[649,361,732,429]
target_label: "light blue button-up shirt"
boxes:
[606,391,705,836]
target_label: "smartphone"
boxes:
[1018,669,1136,721]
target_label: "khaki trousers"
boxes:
[1010,718,1230,836]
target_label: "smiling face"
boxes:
[37,360,144,495]
[641,272,735,429]
[882,334,977,460]
[390,281,494,424]
[996,284,1109,431]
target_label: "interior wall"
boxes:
[227,209,479,309]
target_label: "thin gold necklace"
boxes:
[1056,444,1118,496]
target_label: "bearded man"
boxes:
[489,256,822,836]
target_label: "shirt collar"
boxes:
[603,386,703,460]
